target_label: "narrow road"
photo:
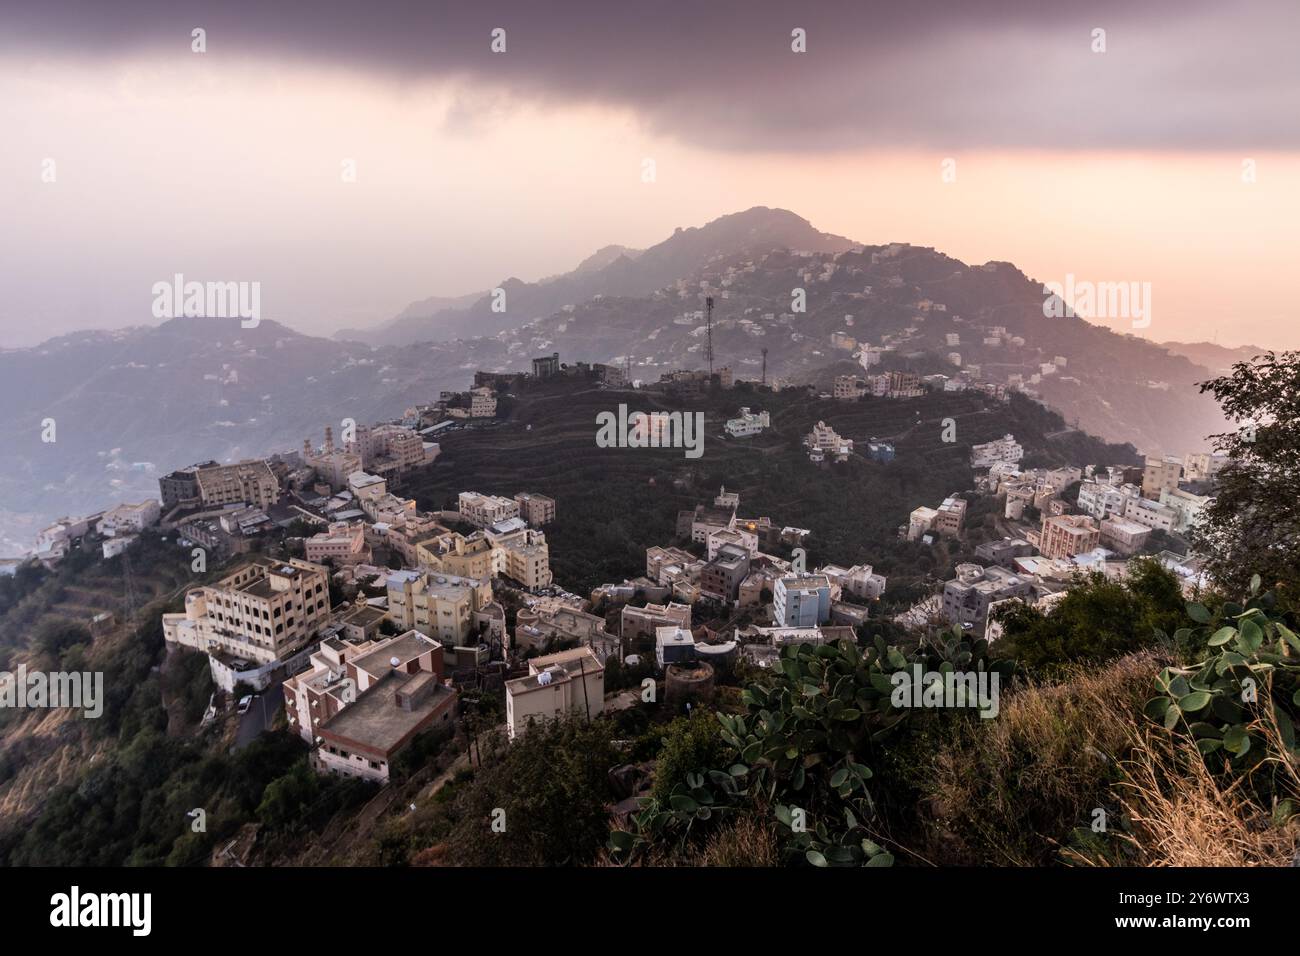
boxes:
[232,683,283,752]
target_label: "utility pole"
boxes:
[705,295,714,379]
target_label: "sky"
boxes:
[2,0,1298,349]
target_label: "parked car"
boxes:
[237,695,254,714]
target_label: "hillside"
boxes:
[0,207,1235,551]
[403,376,1138,600]
[0,317,508,551]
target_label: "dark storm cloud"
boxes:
[4,0,1297,150]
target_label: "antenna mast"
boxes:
[705,295,715,379]
[761,347,768,386]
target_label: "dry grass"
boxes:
[692,812,781,867]
[1068,693,1300,867]
[917,651,1165,865]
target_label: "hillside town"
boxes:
[13,348,1223,790]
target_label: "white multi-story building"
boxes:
[1159,487,1213,534]
[725,407,770,437]
[942,563,1034,630]
[706,526,758,560]
[970,434,1023,469]
[655,625,697,670]
[97,500,161,537]
[819,564,887,602]
[1123,495,1179,534]
[1076,480,1132,520]
[773,574,832,628]
[807,421,853,462]
[1182,452,1229,483]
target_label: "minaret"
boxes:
[324,425,334,455]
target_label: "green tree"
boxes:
[651,711,726,804]
[444,718,618,866]
[256,762,320,831]
[1193,350,1300,597]
[993,561,1186,675]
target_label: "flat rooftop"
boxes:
[351,631,440,679]
[318,671,455,756]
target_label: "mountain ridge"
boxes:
[335,206,855,346]
[0,207,1245,551]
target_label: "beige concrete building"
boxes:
[469,387,498,418]
[646,546,701,584]
[514,492,556,527]
[1039,514,1101,560]
[621,601,692,642]
[284,628,446,745]
[311,630,457,783]
[907,506,938,541]
[1099,516,1152,555]
[193,459,280,509]
[1141,455,1182,501]
[458,491,520,528]
[487,525,554,590]
[302,427,363,492]
[417,530,497,580]
[385,569,494,647]
[807,420,853,461]
[514,603,616,660]
[934,495,967,537]
[304,521,371,566]
[505,646,605,741]
[162,557,330,665]
[353,423,431,480]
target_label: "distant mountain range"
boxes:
[334,207,855,346]
[1158,340,1271,375]
[0,206,1246,552]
